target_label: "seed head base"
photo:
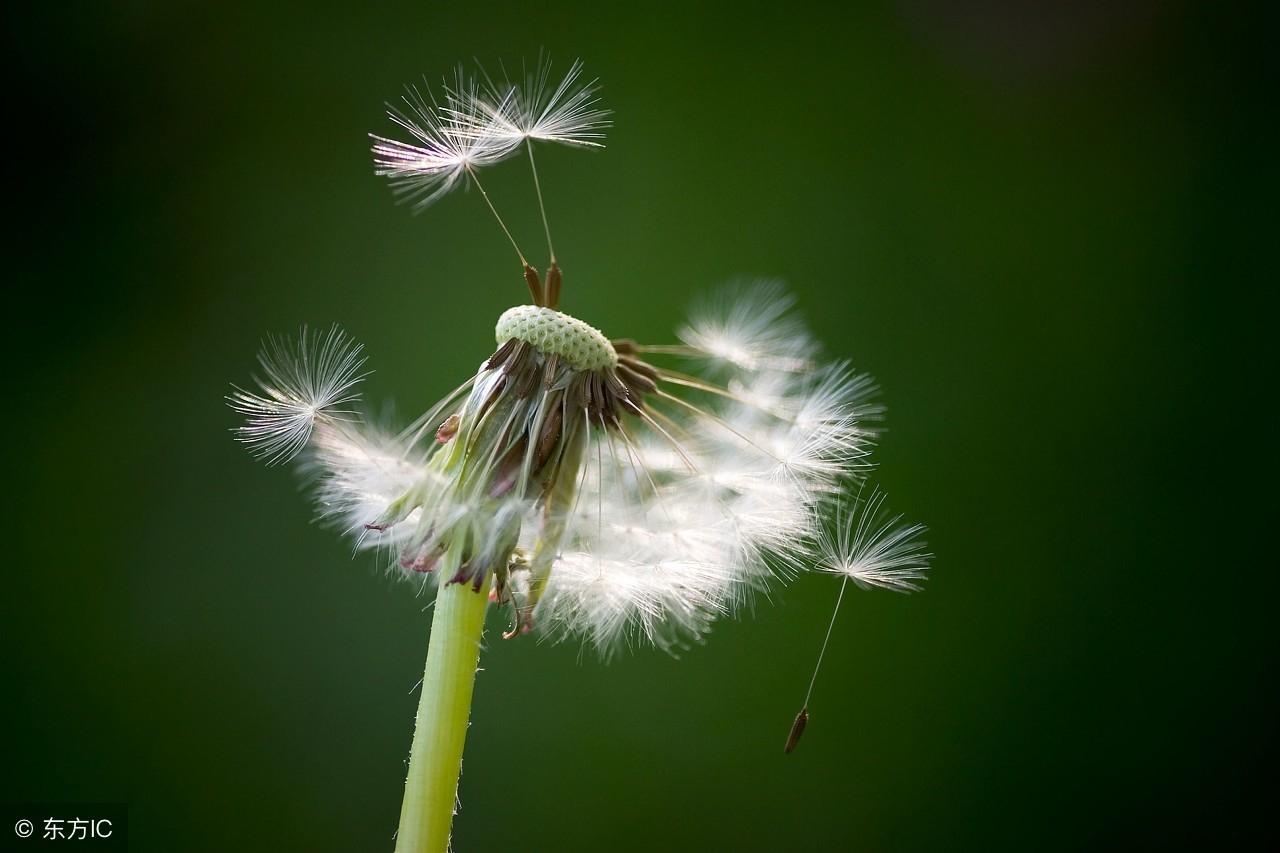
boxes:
[496,305,618,371]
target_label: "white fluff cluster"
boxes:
[230,284,927,655]
[525,286,879,653]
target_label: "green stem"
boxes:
[395,575,489,853]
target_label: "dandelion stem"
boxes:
[395,572,490,853]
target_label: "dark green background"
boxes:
[6,2,1274,850]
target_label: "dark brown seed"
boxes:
[617,362,658,396]
[543,353,559,389]
[784,708,809,754]
[506,341,532,378]
[576,373,593,409]
[618,355,660,383]
[591,374,606,414]
[545,261,562,309]
[516,362,540,399]
[533,398,564,472]
[523,263,544,307]
[603,368,628,399]
[486,338,518,370]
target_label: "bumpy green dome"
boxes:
[495,305,618,372]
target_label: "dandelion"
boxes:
[231,58,928,852]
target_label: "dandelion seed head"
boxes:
[234,59,929,658]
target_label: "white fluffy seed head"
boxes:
[239,49,932,658]
[232,283,922,654]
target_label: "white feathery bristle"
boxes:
[817,490,932,592]
[371,67,522,210]
[307,419,430,548]
[472,57,611,148]
[722,364,880,484]
[372,58,608,212]
[793,362,883,435]
[533,551,728,656]
[679,281,817,373]
[229,327,367,465]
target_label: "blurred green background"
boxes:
[6,1,1274,850]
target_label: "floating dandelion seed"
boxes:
[231,57,928,852]
[229,327,367,465]
[785,488,932,753]
[819,490,933,593]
